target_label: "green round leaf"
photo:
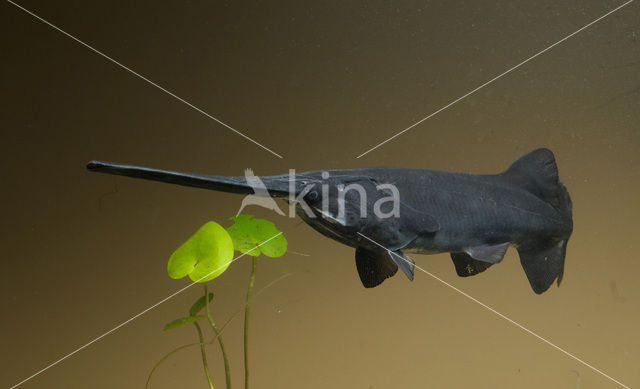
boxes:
[251,218,287,257]
[226,215,287,258]
[168,221,234,283]
[226,215,261,256]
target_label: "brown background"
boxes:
[2,1,639,388]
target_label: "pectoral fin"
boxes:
[464,242,510,264]
[450,252,494,277]
[355,247,398,288]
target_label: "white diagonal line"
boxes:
[6,0,284,159]
[357,232,630,389]
[356,0,635,159]
[9,232,283,389]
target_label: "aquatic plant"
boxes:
[226,215,287,389]
[146,215,287,389]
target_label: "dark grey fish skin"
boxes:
[87,148,572,294]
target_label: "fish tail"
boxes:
[503,148,573,293]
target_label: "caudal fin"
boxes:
[503,148,573,293]
[517,239,568,294]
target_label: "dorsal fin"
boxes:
[501,148,561,207]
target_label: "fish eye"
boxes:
[307,190,319,200]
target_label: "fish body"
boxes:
[87,148,572,294]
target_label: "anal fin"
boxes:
[450,252,494,277]
[355,247,398,288]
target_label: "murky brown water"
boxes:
[2,1,639,388]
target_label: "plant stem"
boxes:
[146,340,203,389]
[204,283,232,389]
[244,256,257,389]
[194,321,215,389]
[146,274,291,389]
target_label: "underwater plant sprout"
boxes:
[154,216,287,389]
